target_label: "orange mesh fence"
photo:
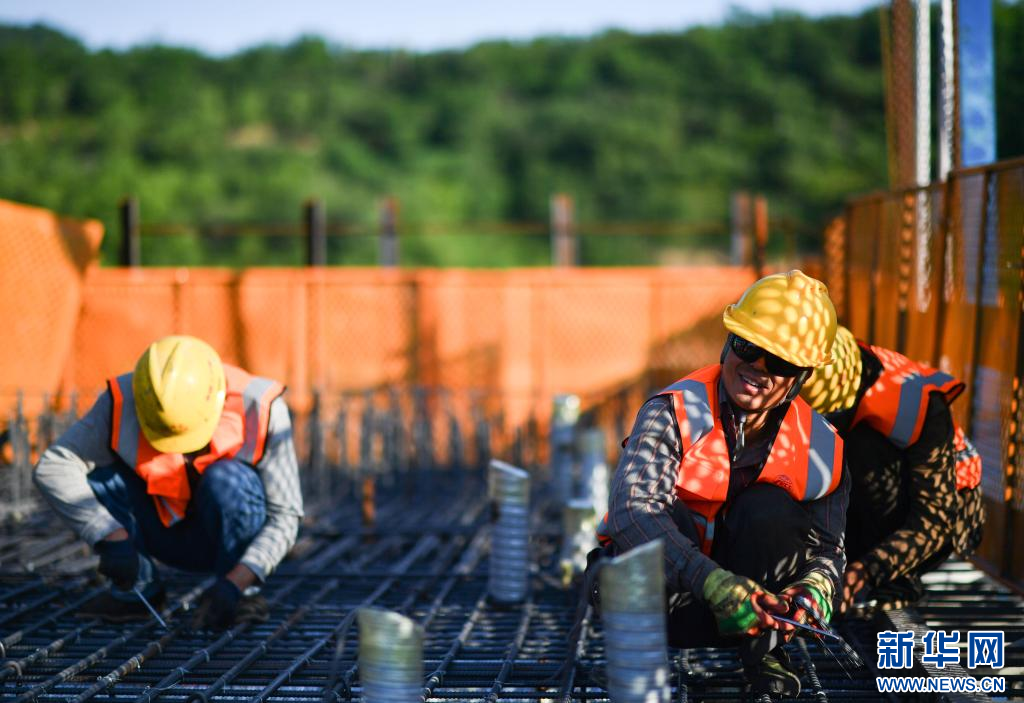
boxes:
[0,200,103,418]
[61,266,753,427]
[822,157,1024,585]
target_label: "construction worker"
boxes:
[594,270,849,699]
[800,326,984,614]
[34,335,303,629]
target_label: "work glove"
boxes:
[94,539,140,590]
[191,578,242,631]
[780,570,834,640]
[701,568,785,637]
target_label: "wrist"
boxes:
[225,564,257,592]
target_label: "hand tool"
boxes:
[133,587,168,628]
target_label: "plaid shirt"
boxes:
[604,393,849,601]
[33,391,304,580]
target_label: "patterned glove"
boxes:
[781,570,835,627]
[702,568,780,637]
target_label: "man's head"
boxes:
[132,335,226,454]
[799,324,862,414]
[720,270,837,413]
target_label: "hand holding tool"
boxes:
[702,568,786,637]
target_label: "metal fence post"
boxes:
[550,193,576,266]
[303,198,326,267]
[119,196,140,267]
[560,499,596,584]
[578,427,609,518]
[551,394,580,505]
[379,196,399,267]
[753,195,768,279]
[730,191,752,267]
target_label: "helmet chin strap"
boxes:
[727,368,811,464]
[732,410,748,463]
[786,369,812,401]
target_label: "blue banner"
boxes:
[958,0,997,166]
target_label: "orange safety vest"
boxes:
[598,364,844,555]
[108,364,284,527]
[853,343,981,491]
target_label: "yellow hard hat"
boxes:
[800,325,863,413]
[722,270,837,369]
[132,336,226,454]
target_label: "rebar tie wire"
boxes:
[321,536,462,699]
[0,585,104,659]
[134,578,307,703]
[11,580,208,703]
[184,534,419,703]
[0,617,100,682]
[249,535,441,703]
[325,495,489,702]
[485,599,535,703]
[134,516,367,702]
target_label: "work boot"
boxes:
[744,649,801,700]
[77,582,167,623]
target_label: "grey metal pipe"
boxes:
[488,459,531,604]
[600,540,671,703]
[577,427,609,516]
[357,608,423,703]
[550,394,580,504]
[560,499,596,583]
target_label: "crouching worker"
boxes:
[800,326,984,615]
[33,335,303,629]
[593,271,849,699]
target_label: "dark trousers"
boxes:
[666,483,812,650]
[87,458,267,577]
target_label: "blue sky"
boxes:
[1,0,879,54]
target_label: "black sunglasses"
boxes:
[729,334,806,378]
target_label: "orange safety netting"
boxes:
[0,200,103,417]
[62,266,755,429]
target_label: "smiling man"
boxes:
[595,270,850,699]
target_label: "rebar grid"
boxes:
[0,475,1019,701]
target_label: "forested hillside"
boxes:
[0,4,1020,265]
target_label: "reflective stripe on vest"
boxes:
[107,364,284,526]
[109,374,138,468]
[664,378,715,451]
[855,344,965,449]
[806,410,839,500]
[237,375,280,464]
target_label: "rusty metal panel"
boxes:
[846,198,880,340]
[823,215,848,322]
[938,173,986,431]
[970,170,1022,507]
[873,192,905,349]
[903,185,945,363]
